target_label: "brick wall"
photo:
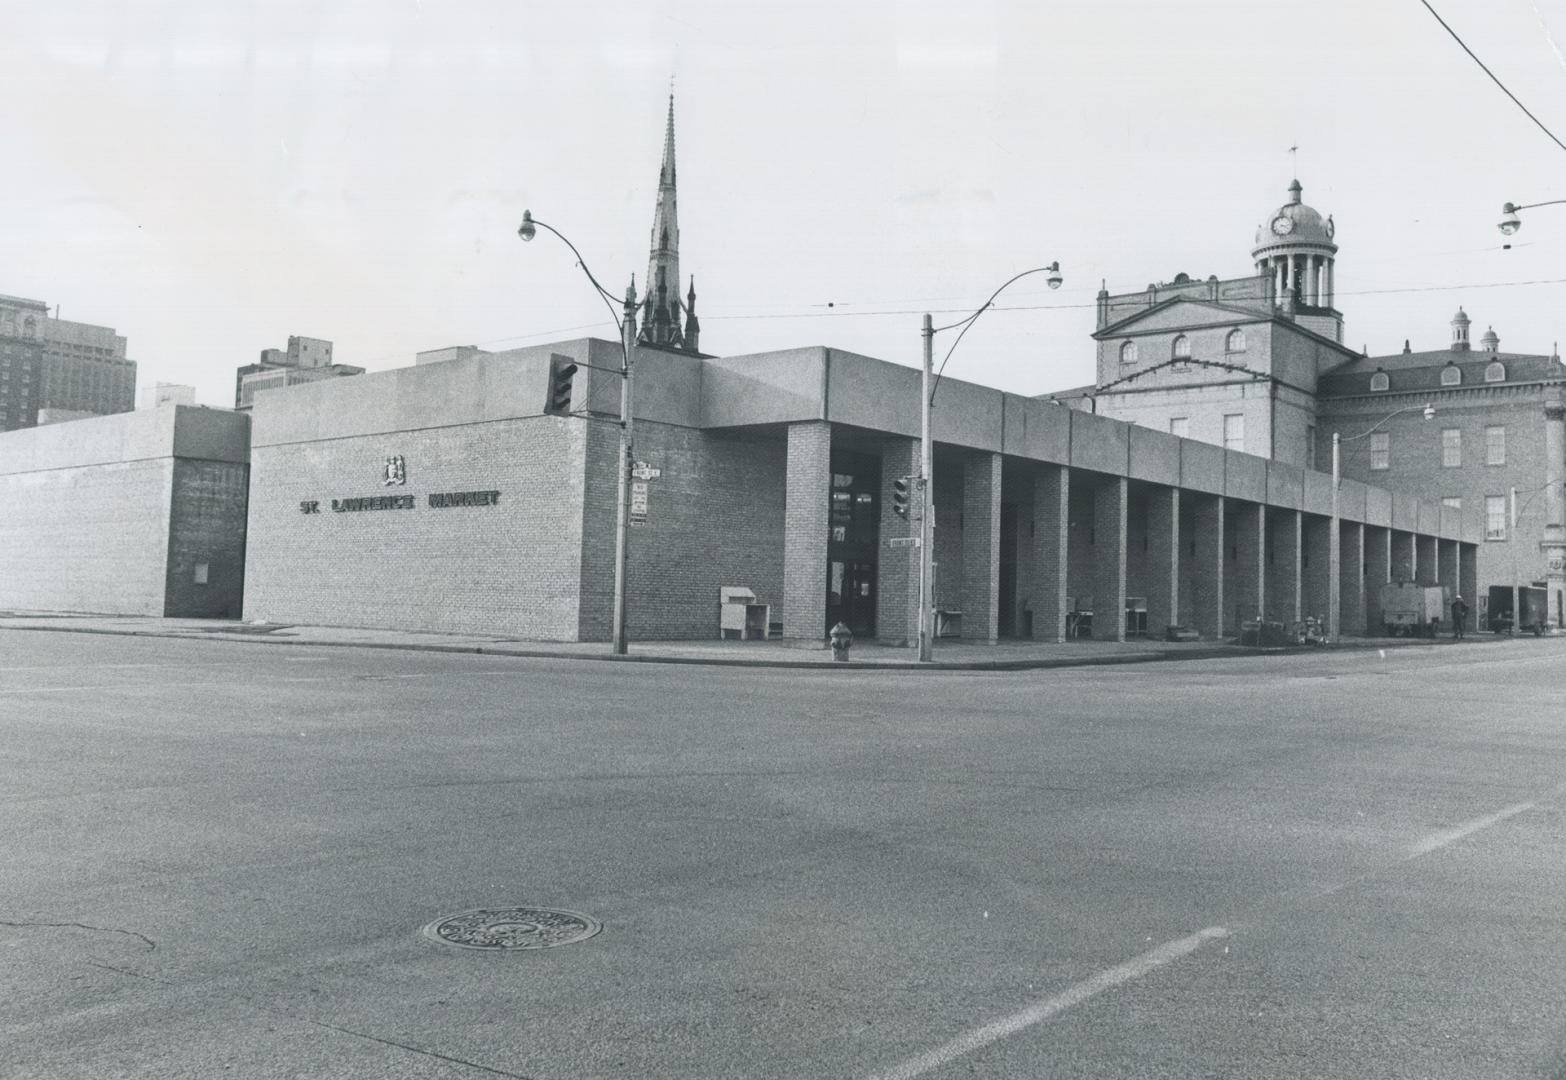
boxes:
[578,421,787,641]
[244,417,588,639]
[165,459,250,617]
[0,457,172,614]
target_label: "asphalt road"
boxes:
[2,629,1564,1079]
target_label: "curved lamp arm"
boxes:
[930,262,1062,401]
[1338,402,1435,444]
[518,210,626,335]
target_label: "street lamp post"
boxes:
[917,262,1063,662]
[1329,402,1435,640]
[518,210,638,655]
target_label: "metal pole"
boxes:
[918,313,935,663]
[1511,485,1519,636]
[1329,432,1341,641]
[611,284,637,655]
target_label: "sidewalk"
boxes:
[0,610,1504,671]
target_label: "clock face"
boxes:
[1271,215,1294,236]
[1325,216,1335,239]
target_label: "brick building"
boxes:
[1071,179,1566,629]
[237,335,1475,644]
[234,334,364,410]
[0,294,135,432]
[0,405,250,617]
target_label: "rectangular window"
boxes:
[1486,425,1506,465]
[1369,431,1389,470]
[1168,417,1189,438]
[1486,495,1507,540]
[1306,425,1317,470]
[1441,428,1461,468]
[1222,413,1244,452]
[1441,496,1461,511]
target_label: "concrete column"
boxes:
[1093,476,1129,643]
[1415,535,1438,585]
[782,421,831,640]
[875,436,921,645]
[1192,494,1225,639]
[1029,465,1069,642]
[1325,260,1334,308]
[1543,397,1566,628]
[1230,502,1264,634]
[1304,255,1317,305]
[1340,521,1365,636]
[1390,530,1414,582]
[1270,509,1302,625]
[960,452,1002,643]
[1459,543,1478,632]
[1365,526,1392,634]
[1303,515,1331,622]
[1146,487,1179,637]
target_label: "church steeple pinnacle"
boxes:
[638,92,700,353]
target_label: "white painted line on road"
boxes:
[1406,802,1535,858]
[863,927,1228,1080]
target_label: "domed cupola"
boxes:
[1251,178,1339,314]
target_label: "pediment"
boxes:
[1096,297,1265,338]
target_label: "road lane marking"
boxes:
[863,927,1228,1080]
[1406,802,1535,858]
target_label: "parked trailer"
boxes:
[1379,582,1450,637]
[1486,584,1549,635]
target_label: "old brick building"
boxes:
[1076,179,1566,629]
[0,294,136,432]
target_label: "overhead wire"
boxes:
[1416,0,1566,154]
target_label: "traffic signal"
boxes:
[892,476,910,518]
[545,355,578,415]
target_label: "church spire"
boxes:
[638,92,699,353]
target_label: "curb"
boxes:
[0,620,1506,672]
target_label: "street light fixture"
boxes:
[1329,402,1435,640]
[917,262,1063,662]
[1497,198,1566,235]
[518,209,639,655]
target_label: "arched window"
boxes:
[1171,335,1191,361]
[1484,361,1506,383]
[1225,329,1246,353]
[1440,364,1462,386]
[1369,370,1389,392]
[1119,340,1138,365]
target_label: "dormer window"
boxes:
[1120,340,1138,365]
[1440,365,1462,386]
[1225,329,1246,353]
[1369,370,1389,392]
[1484,361,1506,383]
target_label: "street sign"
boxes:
[887,536,921,548]
[630,462,661,480]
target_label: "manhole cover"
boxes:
[422,907,601,951]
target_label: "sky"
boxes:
[4,0,1566,407]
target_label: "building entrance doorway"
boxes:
[828,560,877,637]
[826,450,880,637]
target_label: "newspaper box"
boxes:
[720,587,770,640]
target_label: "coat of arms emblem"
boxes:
[382,455,407,486]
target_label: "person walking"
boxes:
[1451,594,1468,640]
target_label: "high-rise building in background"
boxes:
[1,293,136,432]
[234,335,363,410]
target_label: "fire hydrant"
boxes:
[829,620,853,662]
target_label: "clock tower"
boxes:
[1251,179,1341,343]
